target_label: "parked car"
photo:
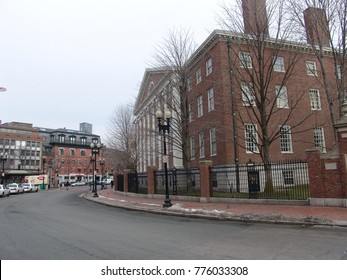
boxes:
[71,181,86,187]
[0,184,10,197]
[21,183,39,192]
[6,183,24,194]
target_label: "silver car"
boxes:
[0,184,10,197]
[7,183,24,194]
[71,181,86,186]
[21,183,39,192]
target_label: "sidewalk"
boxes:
[84,189,347,227]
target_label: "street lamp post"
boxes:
[156,109,173,208]
[1,152,8,185]
[172,166,177,195]
[90,142,102,197]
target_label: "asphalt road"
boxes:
[1,187,347,260]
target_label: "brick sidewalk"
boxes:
[84,189,347,227]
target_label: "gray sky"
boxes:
[0,0,227,139]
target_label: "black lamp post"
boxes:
[156,109,173,208]
[1,152,8,185]
[172,166,177,195]
[90,142,102,197]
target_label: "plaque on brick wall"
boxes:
[325,162,337,170]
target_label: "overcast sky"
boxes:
[0,0,230,140]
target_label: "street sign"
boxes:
[38,176,44,180]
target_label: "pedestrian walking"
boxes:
[65,180,70,190]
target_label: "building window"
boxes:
[309,89,321,110]
[239,52,252,68]
[59,148,64,156]
[196,68,202,84]
[241,82,256,106]
[199,132,205,158]
[197,95,203,117]
[69,136,76,144]
[336,65,342,80]
[210,128,217,156]
[314,127,326,152]
[188,102,193,122]
[187,76,192,91]
[206,58,212,76]
[306,61,318,76]
[70,149,75,156]
[58,135,65,143]
[81,150,86,156]
[190,136,195,160]
[276,85,289,108]
[283,170,294,186]
[280,125,292,153]
[245,124,259,153]
[207,88,215,112]
[81,137,87,145]
[273,56,285,72]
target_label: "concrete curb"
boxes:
[83,193,347,228]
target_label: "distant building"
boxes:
[80,122,93,134]
[0,121,105,187]
[36,123,102,187]
[0,122,43,184]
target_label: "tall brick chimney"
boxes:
[242,0,269,36]
[304,7,330,47]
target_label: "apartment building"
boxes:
[37,123,102,187]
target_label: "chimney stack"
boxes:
[304,7,330,47]
[242,0,269,36]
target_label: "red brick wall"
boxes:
[187,34,338,168]
[307,119,347,206]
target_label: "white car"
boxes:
[6,183,24,194]
[21,183,39,192]
[71,181,86,186]
[0,184,10,197]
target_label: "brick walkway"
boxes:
[84,189,347,227]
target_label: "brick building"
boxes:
[0,122,43,184]
[37,123,103,187]
[0,120,105,187]
[134,0,344,172]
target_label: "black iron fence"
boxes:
[155,168,200,196]
[117,159,309,200]
[211,160,310,200]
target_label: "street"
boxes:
[0,187,346,260]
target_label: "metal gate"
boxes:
[128,173,139,193]
[116,174,124,192]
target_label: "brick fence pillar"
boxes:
[306,149,325,199]
[199,160,213,200]
[147,166,157,195]
[113,174,118,192]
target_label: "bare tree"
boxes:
[105,104,137,172]
[151,27,197,170]
[218,0,322,191]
